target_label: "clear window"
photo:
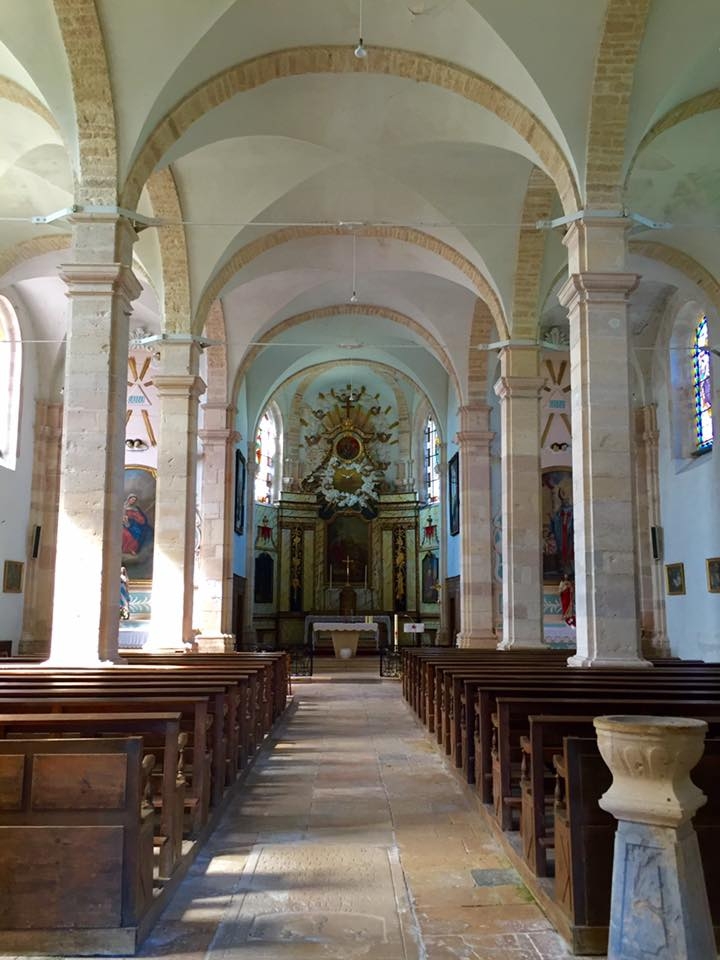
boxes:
[693,315,713,453]
[423,415,440,502]
[0,295,21,470]
[254,409,278,503]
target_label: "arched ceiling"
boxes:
[0,0,718,429]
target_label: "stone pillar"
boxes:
[241,458,258,650]
[634,405,670,658]
[148,341,206,649]
[20,401,63,657]
[559,218,648,668]
[49,217,140,665]
[594,715,714,959]
[456,403,495,647]
[494,347,545,649]
[195,402,236,652]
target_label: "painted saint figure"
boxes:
[122,494,152,556]
[119,565,130,620]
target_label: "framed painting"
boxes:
[448,453,459,536]
[234,449,246,535]
[665,562,685,596]
[2,560,24,593]
[326,514,369,584]
[122,465,156,583]
[707,557,720,593]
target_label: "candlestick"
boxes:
[393,613,399,651]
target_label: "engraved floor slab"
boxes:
[129,682,591,960]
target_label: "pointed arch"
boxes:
[145,167,192,334]
[511,168,556,338]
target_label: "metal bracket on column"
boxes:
[536,208,671,232]
[32,205,162,232]
[137,333,224,350]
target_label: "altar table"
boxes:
[312,621,379,658]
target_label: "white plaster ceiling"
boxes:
[0,0,718,432]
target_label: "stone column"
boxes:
[148,341,206,649]
[634,405,670,658]
[559,218,648,668]
[456,403,496,647]
[49,216,140,665]
[494,347,545,649]
[20,401,63,657]
[241,458,258,650]
[594,715,714,959]
[195,402,236,652]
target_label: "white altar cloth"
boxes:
[312,621,379,658]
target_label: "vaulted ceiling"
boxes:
[0,0,718,423]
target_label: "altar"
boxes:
[311,620,379,658]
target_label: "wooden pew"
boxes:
[0,694,213,834]
[0,736,153,954]
[0,711,184,879]
[519,710,720,877]
[553,735,720,955]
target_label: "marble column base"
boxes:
[608,819,715,959]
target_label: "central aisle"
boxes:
[142,682,583,960]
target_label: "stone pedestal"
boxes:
[594,715,714,959]
[455,403,495,648]
[494,348,545,650]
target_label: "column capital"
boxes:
[198,427,238,446]
[493,375,546,401]
[558,272,640,310]
[60,262,142,303]
[153,374,206,400]
[455,429,494,448]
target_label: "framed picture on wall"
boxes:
[707,557,720,593]
[448,452,459,537]
[665,562,685,596]
[2,560,23,593]
[234,449,246,536]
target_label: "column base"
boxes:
[456,631,496,649]
[567,654,652,669]
[194,633,235,653]
[497,636,546,651]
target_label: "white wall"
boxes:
[656,308,720,661]
[0,334,37,650]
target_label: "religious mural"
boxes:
[542,468,574,582]
[121,466,156,582]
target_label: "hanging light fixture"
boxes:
[349,232,359,303]
[354,0,367,58]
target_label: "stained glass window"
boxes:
[254,409,277,503]
[693,316,713,453]
[423,416,440,502]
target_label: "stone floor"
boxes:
[138,680,590,960]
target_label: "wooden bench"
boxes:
[0,736,153,954]
[0,711,185,879]
[553,734,720,955]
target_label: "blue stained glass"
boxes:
[693,316,713,451]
